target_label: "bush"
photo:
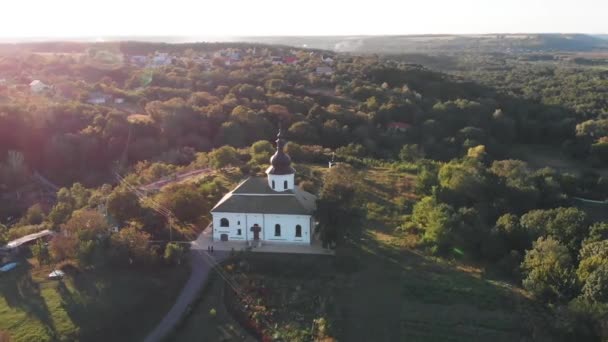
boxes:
[164,242,187,265]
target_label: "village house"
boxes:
[271,56,284,65]
[315,66,334,75]
[3,229,54,255]
[129,55,148,67]
[283,56,298,64]
[151,52,172,67]
[387,121,412,133]
[210,129,316,246]
[29,80,50,93]
[322,55,334,65]
[87,91,111,104]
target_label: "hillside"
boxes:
[1,41,607,341]
[241,34,608,54]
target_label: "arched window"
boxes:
[220,218,229,227]
[295,225,302,237]
[274,224,281,236]
[272,180,275,189]
[284,180,288,189]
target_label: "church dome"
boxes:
[268,129,295,175]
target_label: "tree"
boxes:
[48,202,73,227]
[316,164,362,246]
[521,237,577,302]
[208,146,240,169]
[577,241,608,286]
[288,121,320,144]
[110,225,154,265]
[399,144,424,162]
[50,209,109,266]
[164,242,187,265]
[0,224,6,245]
[157,184,207,223]
[582,264,608,303]
[250,140,274,165]
[438,160,488,206]
[107,189,142,223]
[62,209,110,241]
[49,234,78,262]
[412,196,458,251]
[31,240,50,266]
[584,222,608,245]
[23,204,45,225]
[520,207,589,256]
[415,162,439,196]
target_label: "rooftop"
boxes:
[211,177,316,215]
[5,229,54,249]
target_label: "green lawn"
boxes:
[168,274,253,342]
[215,234,553,342]
[0,260,189,342]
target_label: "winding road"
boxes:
[144,248,227,342]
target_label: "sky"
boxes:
[1,0,606,38]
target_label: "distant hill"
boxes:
[239,34,608,54]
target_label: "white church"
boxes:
[210,130,317,245]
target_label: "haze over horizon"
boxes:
[1,0,607,40]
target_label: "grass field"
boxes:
[169,274,254,342]
[213,233,553,342]
[0,260,189,342]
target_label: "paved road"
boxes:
[144,248,227,342]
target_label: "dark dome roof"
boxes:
[268,129,295,175]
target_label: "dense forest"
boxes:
[1,41,608,340]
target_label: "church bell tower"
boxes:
[266,128,295,192]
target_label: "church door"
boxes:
[251,224,261,240]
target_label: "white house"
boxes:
[87,91,110,104]
[151,52,171,67]
[29,80,49,93]
[315,66,334,76]
[211,130,316,245]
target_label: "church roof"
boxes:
[211,177,316,215]
[232,177,294,195]
[268,128,295,175]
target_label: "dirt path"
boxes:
[144,248,227,342]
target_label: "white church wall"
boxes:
[266,173,295,192]
[245,213,264,241]
[212,212,247,241]
[263,214,311,244]
[212,212,311,244]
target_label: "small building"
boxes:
[271,56,284,65]
[130,55,148,66]
[387,121,412,133]
[87,91,111,104]
[29,80,49,93]
[210,129,316,246]
[315,66,334,75]
[4,229,54,254]
[283,56,298,64]
[114,97,125,104]
[322,56,334,65]
[151,52,172,67]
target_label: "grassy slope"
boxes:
[0,260,189,342]
[174,165,554,341]
[169,274,254,342]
